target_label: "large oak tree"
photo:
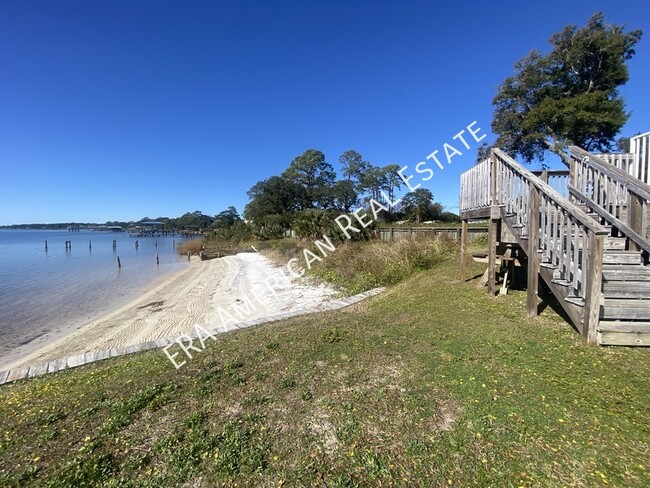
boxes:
[492,13,642,164]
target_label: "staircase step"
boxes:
[597,321,650,346]
[603,281,650,298]
[602,251,642,265]
[604,236,627,250]
[602,266,650,281]
[601,299,650,320]
[597,321,650,332]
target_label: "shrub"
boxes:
[292,209,334,240]
[176,238,205,256]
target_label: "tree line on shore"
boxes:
[238,148,458,240]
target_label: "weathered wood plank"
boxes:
[629,192,645,252]
[572,217,580,294]
[602,266,650,281]
[597,321,650,332]
[460,220,468,281]
[601,299,650,320]
[598,330,650,346]
[603,281,650,298]
[94,349,111,361]
[7,367,30,383]
[139,341,157,351]
[47,358,68,373]
[460,207,491,220]
[125,344,142,354]
[27,362,49,378]
[487,212,498,296]
[604,236,626,250]
[154,338,172,348]
[603,251,642,265]
[67,354,86,368]
[527,187,541,317]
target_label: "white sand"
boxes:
[1,253,334,371]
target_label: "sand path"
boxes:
[1,253,334,371]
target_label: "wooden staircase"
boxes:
[459,147,650,346]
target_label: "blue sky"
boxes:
[0,0,648,225]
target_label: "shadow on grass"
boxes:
[536,285,578,333]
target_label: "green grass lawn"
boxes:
[1,253,648,487]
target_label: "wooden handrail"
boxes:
[492,148,609,235]
[569,146,650,200]
[531,170,570,177]
[568,184,650,255]
[568,146,649,256]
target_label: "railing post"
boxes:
[569,156,577,204]
[487,154,500,295]
[628,191,646,252]
[488,207,499,296]
[490,155,498,205]
[527,186,541,316]
[583,232,604,344]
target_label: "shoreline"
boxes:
[0,253,335,372]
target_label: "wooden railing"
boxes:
[492,149,609,301]
[568,146,650,255]
[597,133,650,185]
[597,153,636,178]
[489,149,609,342]
[460,159,492,213]
[532,170,570,199]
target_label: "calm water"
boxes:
[0,230,189,366]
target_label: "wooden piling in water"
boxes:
[89,240,92,251]
[117,256,121,268]
[45,240,48,252]
[156,253,159,265]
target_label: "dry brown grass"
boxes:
[176,238,205,256]
[308,235,457,293]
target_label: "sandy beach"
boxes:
[1,253,334,372]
